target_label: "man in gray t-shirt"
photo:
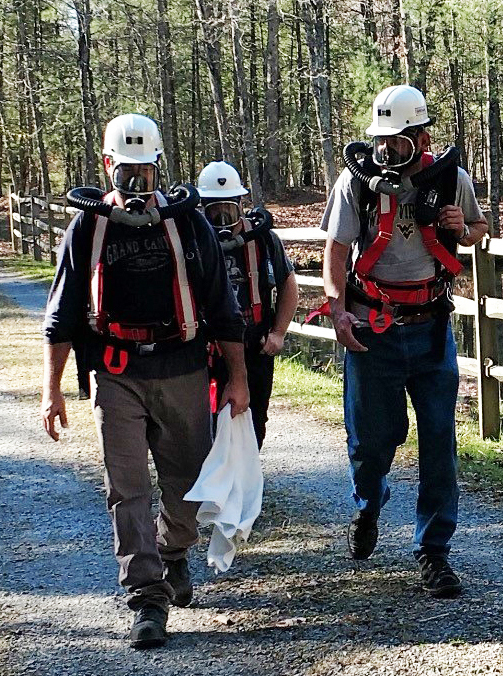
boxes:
[322,85,487,598]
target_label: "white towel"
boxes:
[184,404,263,572]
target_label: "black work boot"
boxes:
[129,604,168,649]
[347,510,379,560]
[165,558,193,608]
[417,554,462,599]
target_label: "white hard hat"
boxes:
[103,114,163,164]
[366,85,432,136]
[197,161,249,198]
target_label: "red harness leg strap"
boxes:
[103,345,128,375]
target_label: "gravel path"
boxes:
[1,270,503,675]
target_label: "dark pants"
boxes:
[91,367,212,611]
[344,319,459,557]
[210,348,275,449]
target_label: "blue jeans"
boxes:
[344,319,459,557]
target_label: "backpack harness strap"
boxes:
[89,190,198,375]
[352,153,462,332]
[242,217,262,324]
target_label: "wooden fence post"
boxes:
[473,222,500,439]
[30,189,42,261]
[19,191,28,254]
[9,185,18,253]
[46,194,57,266]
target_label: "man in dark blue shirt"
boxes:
[41,114,248,649]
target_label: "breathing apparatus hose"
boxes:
[342,142,460,195]
[66,183,200,226]
[219,206,274,251]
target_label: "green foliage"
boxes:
[2,0,502,195]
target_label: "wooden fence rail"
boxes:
[9,187,79,265]
[8,189,502,438]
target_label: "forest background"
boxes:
[2,0,503,231]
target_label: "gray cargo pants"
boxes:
[91,367,212,611]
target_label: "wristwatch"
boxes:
[458,223,470,242]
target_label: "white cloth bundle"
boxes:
[184,404,263,572]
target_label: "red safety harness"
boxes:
[306,154,462,332]
[89,191,198,374]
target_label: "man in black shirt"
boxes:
[197,161,298,449]
[41,115,248,648]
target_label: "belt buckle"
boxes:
[391,306,404,325]
[138,343,156,355]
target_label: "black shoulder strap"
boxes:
[433,161,459,257]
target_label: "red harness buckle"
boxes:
[108,322,150,342]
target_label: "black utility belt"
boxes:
[97,335,186,356]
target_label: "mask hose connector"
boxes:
[343,142,460,194]
[66,183,200,225]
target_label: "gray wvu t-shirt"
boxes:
[321,166,484,320]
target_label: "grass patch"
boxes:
[0,253,55,283]
[272,356,344,426]
[0,293,98,462]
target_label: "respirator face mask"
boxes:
[112,163,160,195]
[203,200,241,229]
[372,134,417,169]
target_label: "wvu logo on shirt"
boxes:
[396,203,415,240]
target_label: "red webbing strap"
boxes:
[368,308,393,333]
[355,193,397,277]
[303,301,331,325]
[419,226,463,276]
[209,378,218,414]
[103,345,128,375]
[416,153,462,276]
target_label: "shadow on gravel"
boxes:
[0,455,116,597]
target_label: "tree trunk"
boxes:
[73,0,97,186]
[302,0,336,194]
[486,6,501,236]
[361,0,377,42]
[195,0,234,163]
[16,0,51,194]
[263,0,281,194]
[443,13,468,170]
[157,0,182,183]
[228,0,263,204]
[399,0,414,84]
[390,0,402,82]
[413,4,443,94]
[295,2,312,187]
